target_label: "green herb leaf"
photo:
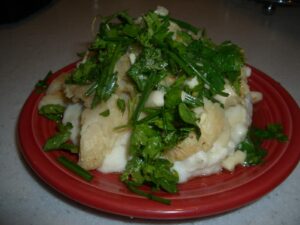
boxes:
[121,157,178,194]
[67,59,99,85]
[214,41,245,85]
[44,122,78,153]
[35,71,52,93]
[59,143,79,154]
[90,44,127,107]
[178,103,196,125]
[116,98,126,113]
[128,48,168,92]
[238,135,267,165]
[138,12,170,47]
[251,123,288,142]
[39,104,65,122]
[129,124,160,155]
[100,109,110,117]
[164,87,182,109]
[121,156,144,185]
[239,124,288,165]
[131,71,167,123]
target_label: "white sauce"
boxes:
[99,132,130,173]
[62,103,83,145]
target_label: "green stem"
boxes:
[57,156,93,182]
[126,182,171,205]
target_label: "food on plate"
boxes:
[37,6,287,203]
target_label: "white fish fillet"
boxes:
[78,94,129,170]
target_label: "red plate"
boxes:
[18,63,300,219]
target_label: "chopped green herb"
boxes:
[100,109,110,117]
[164,86,182,109]
[67,59,99,85]
[239,123,288,165]
[128,47,168,92]
[125,181,171,205]
[178,103,197,125]
[39,104,65,122]
[238,135,267,165]
[35,71,52,93]
[251,123,288,142]
[116,98,126,113]
[44,122,78,153]
[130,71,167,123]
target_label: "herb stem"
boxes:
[126,182,171,205]
[131,72,165,124]
[57,156,93,182]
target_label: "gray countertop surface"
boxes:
[0,0,299,224]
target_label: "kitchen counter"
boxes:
[0,0,299,224]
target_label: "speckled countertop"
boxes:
[0,0,299,224]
